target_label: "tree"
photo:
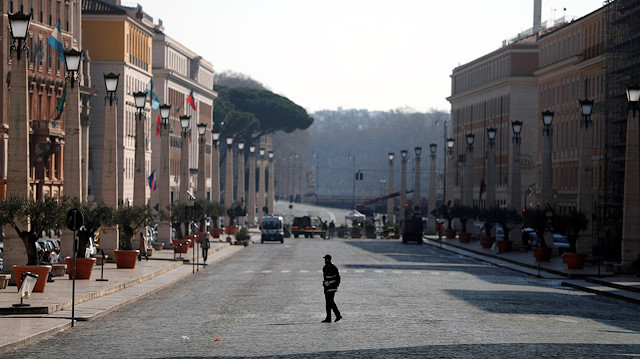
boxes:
[0,195,73,265]
[226,200,246,226]
[553,211,588,253]
[489,207,521,242]
[451,204,478,234]
[214,86,314,144]
[72,200,115,258]
[159,202,189,240]
[113,205,155,250]
[432,203,454,231]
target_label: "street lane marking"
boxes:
[281,270,291,273]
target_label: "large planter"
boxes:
[458,232,471,243]
[497,240,512,253]
[114,250,140,269]
[171,239,191,253]
[225,225,238,235]
[533,247,551,262]
[211,228,224,238]
[64,257,96,280]
[51,264,67,277]
[12,265,52,292]
[565,253,586,269]
[445,229,456,239]
[480,237,494,249]
[183,235,195,247]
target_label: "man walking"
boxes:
[321,254,342,323]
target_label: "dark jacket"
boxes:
[323,262,341,293]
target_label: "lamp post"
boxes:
[258,148,266,223]
[464,133,475,206]
[577,99,594,255]
[133,91,147,206]
[428,144,437,216]
[400,149,408,223]
[211,129,221,203]
[622,86,640,271]
[3,11,32,279]
[414,146,422,214]
[486,128,497,209]
[59,48,84,261]
[268,151,275,215]
[99,73,121,257]
[196,123,207,200]
[541,110,554,248]
[445,138,455,205]
[224,136,234,227]
[237,141,245,225]
[541,111,554,208]
[387,153,395,226]
[248,145,257,227]
[511,121,523,248]
[179,115,191,203]
[157,103,172,248]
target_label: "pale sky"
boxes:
[135,0,604,113]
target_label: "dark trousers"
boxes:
[324,291,340,319]
[202,247,208,262]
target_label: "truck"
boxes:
[291,216,323,238]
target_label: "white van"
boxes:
[261,215,284,243]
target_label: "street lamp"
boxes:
[542,110,554,136]
[580,99,594,128]
[104,73,120,106]
[196,123,207,201]
[622,85,640,271]
[400,149,408,223]
[224,135,234,227]
[577,98,595,255]
[197,123,207,142]
[156,103,172,248]
[428,143,437,223]
[258,148,266,223]
[446,138,455,155]
[268,151,275,215]
[387,152,395,225]
[236,140,246,225]
[541,110,554,213]
[180,115,191,203]
[511,120,523,245]
[248,144,257,226]
[487,128,497,147]
[511,120,523,142]
[464,133,474,206]
[211,128,221,206]
[414,146,422,215]
[8,11,31,60]
[159,104,171,128]
[64,48,82,88]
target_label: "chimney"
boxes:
[533,0,542,31]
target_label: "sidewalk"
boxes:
[423,234,640,305]
[0,230,259,354]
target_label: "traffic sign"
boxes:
[403,202,409,208]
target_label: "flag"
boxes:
[148,170,156,192]
[174,104,182,114]
[152,95,160,110]
[188,129,192,144]
[47,21,65,63]
[155,114,161,137]
[479,179,487,199]
[53,87,66,121]
[187,90,197,111]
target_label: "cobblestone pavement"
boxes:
[3,239,640,358]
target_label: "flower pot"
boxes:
[458,232,471,243]
[480,237,494,248]
[64,257,96,279]
[225,225,238,235]
[533,247,551,262]
[211,228,224,238]
[498,240,512,253]
[113,250,140,269]
[171,239,191,253]
[12,265,52,292]
[152,243,164,251]
[445,229,456,239]
[51,264,67,277]
[183,235,195,247]
[565,253,586,269]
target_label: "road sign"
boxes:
[66,209,84,231]
[403,202,409,208]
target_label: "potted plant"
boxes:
[364,222,377,238]
[554,211,589,269]
[225,201,245,235]
[113,204,155,269]
[350,224,362,238]
[0,195,72,292]
[433,203,456,239]
[205,201,226,238]
[451,204,476,243]
[234,226,251,246]
[524,208,551,261]
[478,207,494,248]
[337,224,348,238]
[65,201,114,279]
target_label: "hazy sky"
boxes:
[135,0,605,113]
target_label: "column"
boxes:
[386,153,394,226]
[224,137,234,227]
[577,100,594,254]
[463,134,474,207]
[134,106,146,206]
[100,93,120,256]
[622,95,640,271]
[511,123,522,247]
[399,150,408,224]
[248,146,256,226]
[428,146,436,231]
[237,142,245,225]
[414,147,422,213]
[487,129,496,209]
[268,151,275,215]
[258,149,266,223]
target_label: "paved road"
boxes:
[4,239,640,358]
[275,201,353,226]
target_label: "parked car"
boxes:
[527,231,570,254]
[495,225,505,241]
[261,215,285,243]
[36,240,58,263]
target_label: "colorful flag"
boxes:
[148,170,156,191]
[47,21,65,63]
[53,87,66,121]
[152,95,160,110]
[187,90,197,111]
[155,114,161,137]
[479,179,487,199]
